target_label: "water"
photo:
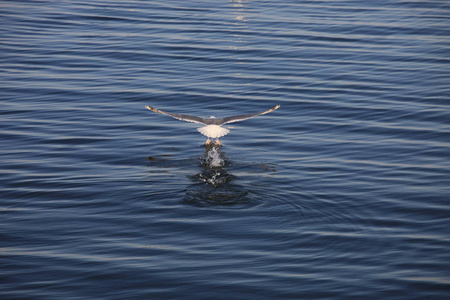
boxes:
[1,0,449,299]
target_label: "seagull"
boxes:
[145,105,280,146]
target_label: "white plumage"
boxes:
[197,125,230,138]
[145,104,280,145]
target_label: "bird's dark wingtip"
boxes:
[270,105,280,112]
[145,105,158,113]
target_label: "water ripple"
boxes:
[2,0,449,299]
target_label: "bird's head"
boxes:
[209,116,216,119]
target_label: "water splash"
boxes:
[205,147,224,168]
[183,146,256,208]
[197,146,230,187]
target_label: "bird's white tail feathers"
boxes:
[197,125,230,138]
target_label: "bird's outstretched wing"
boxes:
[221,105,280,125]
[145,105,206,124]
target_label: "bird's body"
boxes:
[145,105,280,145]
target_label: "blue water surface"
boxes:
[1,0,449,299]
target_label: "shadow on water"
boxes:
[183,145,257,208]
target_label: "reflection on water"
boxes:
[184,146,254,208]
